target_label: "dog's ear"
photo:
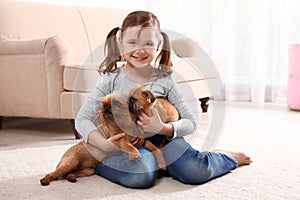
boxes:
[103,103,112,114]
[128,96,140,122]
[128,96,137,112]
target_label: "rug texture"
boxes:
[1,104,300,200]
[0,137,299,200]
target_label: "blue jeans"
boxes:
[95,137,238,188]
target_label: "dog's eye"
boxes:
[142,92,148,97]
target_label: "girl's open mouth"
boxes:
[132,55,148,60]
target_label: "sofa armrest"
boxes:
[0,36,73,118]
[172,38,223,99]
[172,38,207,58]
[63,64,99,92]
[0,38,46,55]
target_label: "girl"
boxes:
[75,10,251,189]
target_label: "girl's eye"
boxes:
[127,41,136,46]
[145,42,154,46]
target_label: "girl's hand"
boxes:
[137,107,164,133]
[102,133,125,152]
[102,132,140,152]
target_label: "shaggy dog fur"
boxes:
[40,86,179,186]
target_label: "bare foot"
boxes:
[212,149,252,166]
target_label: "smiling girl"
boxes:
[75,10,251,189]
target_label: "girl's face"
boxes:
[120,26,161,69]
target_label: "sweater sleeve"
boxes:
[75,74,112,143]
[166,76,197,138]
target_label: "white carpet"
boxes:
[1,102,300,200]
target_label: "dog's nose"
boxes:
[150,97,156,103]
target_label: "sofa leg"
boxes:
[70,119,81,139]
[0,116,3,129]
[199,97,210,113]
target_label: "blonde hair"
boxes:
[99,10,172,76]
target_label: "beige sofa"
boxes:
[0,1,219,138]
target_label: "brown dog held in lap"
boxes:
[40,86,179,186]
[129,85,180,124]
[129,85,180,148]
[98,92,169,170]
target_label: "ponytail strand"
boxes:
[99,27,122,74]
[155,31,172,75]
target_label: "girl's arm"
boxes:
[167,78,197,139]
[88,130,125,152]
[75,78,105,143]
[75,75,125,152]
[138,76,197,139]
[158,123,174,137]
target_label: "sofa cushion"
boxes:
[63,64,100,92]
[172,58,215,100]
[63,58,217,100]
[60,91,89,119]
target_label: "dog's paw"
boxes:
[128,152,141,160]
[66,174,77,183]
[40,178,50,186]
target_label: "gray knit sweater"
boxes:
[75,66,197,143]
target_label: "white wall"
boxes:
[20,0,148,10]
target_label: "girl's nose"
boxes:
[135,48,145,54]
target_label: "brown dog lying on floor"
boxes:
[40,140,104,186]
[40,86,179,185]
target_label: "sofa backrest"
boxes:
[0,0,127,63]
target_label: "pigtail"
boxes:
[99,27,122,74]
[155,31,173,75]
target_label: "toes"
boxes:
[246,158,253,164]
